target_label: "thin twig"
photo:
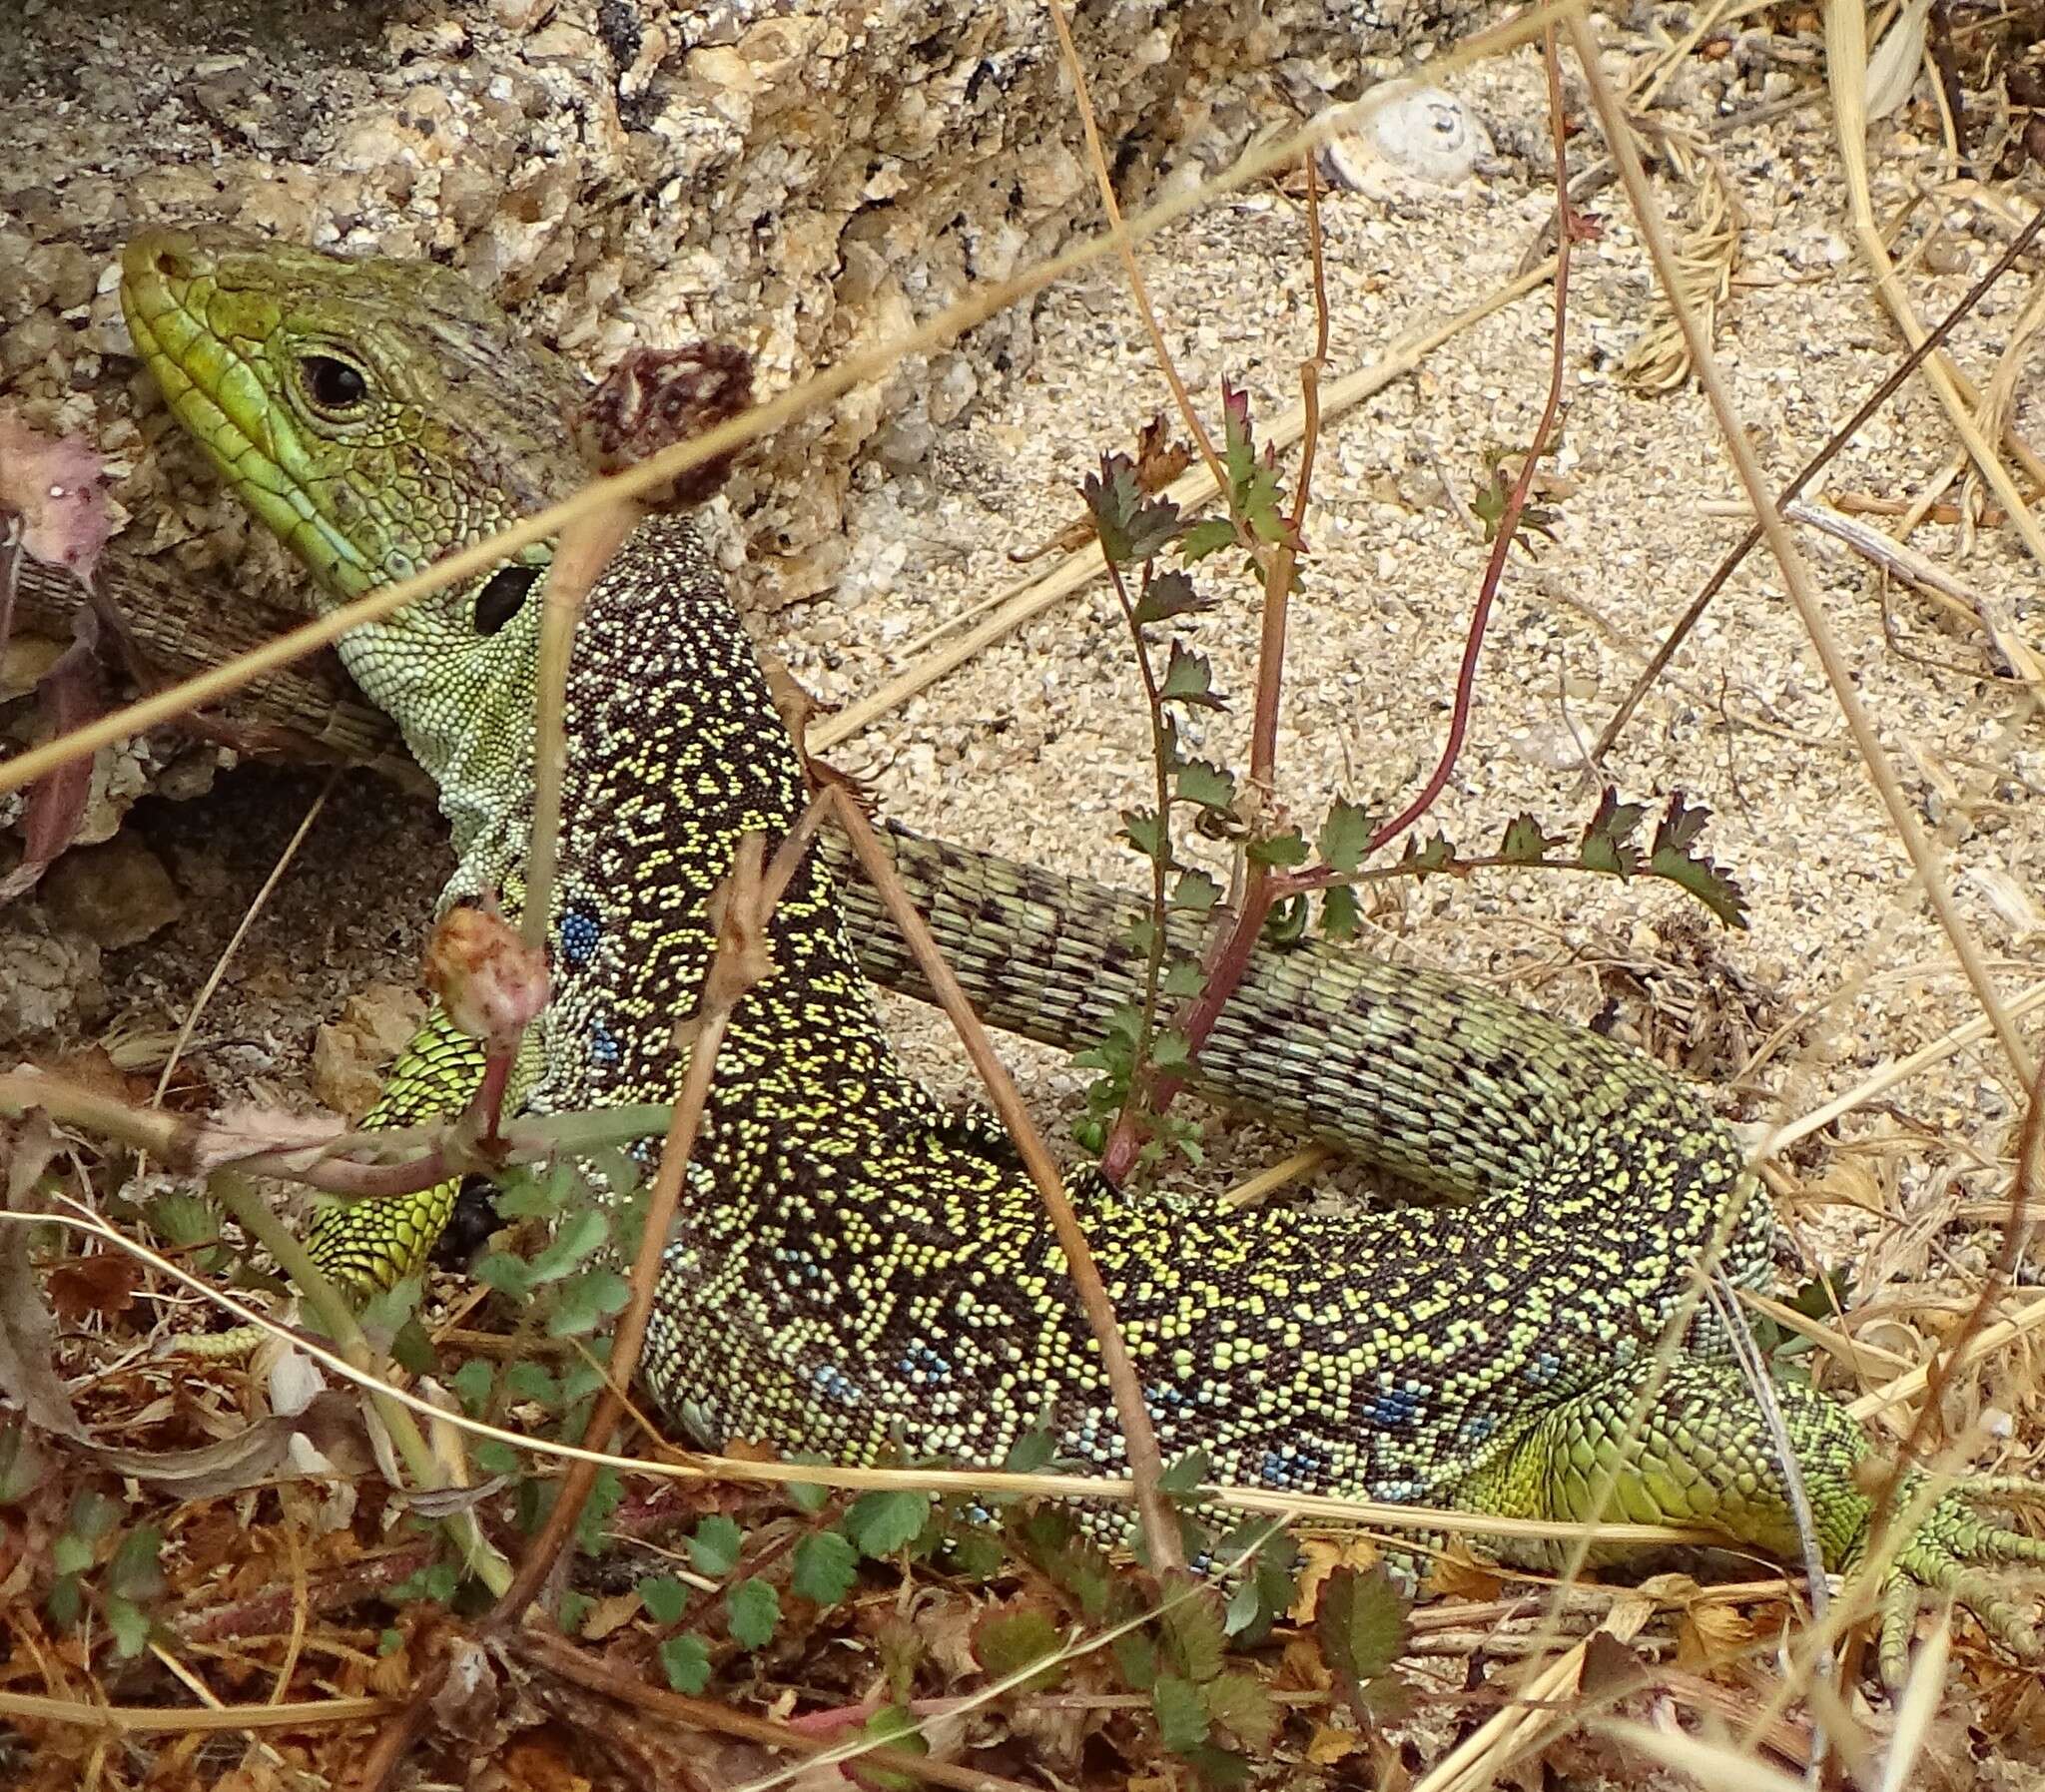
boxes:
[206,1172,513,1596]
[1566,12,2035,1091]
[1589,200,2045,765]
[150,773,337,1109]
[825,786,1183,1572]
[482,837,763,1629]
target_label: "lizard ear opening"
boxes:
[473,563,540,636]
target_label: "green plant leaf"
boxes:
[1499,811,1561,864]
[1158,1449,1211,1497]
[658,1631,712,1694]
[1647,792,1747,928]
[1164,1586,1226,1683]
[545,1269,630,1337]
[1180,517,1236,561]
[1202,1670,1278,1750]
[973,1602,1063,1691]
[1316,1564,1409,1694]
[106,1594,152,1659]
[449,1358,494,1417]
[1318,798,1375,874]
[688,1514,744,1578]
[1153,1672,1211,1752]
[638,1573,688,1625]
[1247,829,1309,870]
[1321,885,1360,942]
[726,1576,780,1649]
[1134,568,1211,623]
[527,1207,608,1283]
[793,1530,858,1604]
[1174,758,1236,812]
[1159,642,1225,710]
[847,1490,931,1558]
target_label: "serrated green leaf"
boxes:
[1082,455,1181,565]
[1163,1586,1226,1682]
[52,1531,95,1577]
[502,1362,559,1408]
[1153,1671,1211,1752]
[472,1251,534,1299]
[1184,1743,1253,1787]
[389,1316,436,1377]
[688,1514,743,1578]
[1580,787,1646,879]
[1158,1449,1210,1496]
[544,1269,630,1337]
[1400,831,1454,875]
[658,1631,712,1693]
[1147,1029,1191,1070]
[726,1576,780,1649]
[493,1159,573,1220]
[1180,517,1237,561]
[1109,1623,1158,1691]
[860,1704,929,1792]
[474,1439,522,1479]
[1170,870,1221,913]
[1647,794,1747,927]
[1121,808,1166,864]
[1003,1430,1055,1475]
[527,1207,608,1284]
[1160,958,1205,998]
[847,1490,931,1558]
[449,1358,494,1417]
[1134,568,1211,624]
[1159,642,1225,710]
[105,1525,163,1602]
[638,1573,689,1625]
[106,1593,152,1659]
[1247,829,1309,870]
[1202,1670,1278,1750]
[1316,1564,1410,1692]
[147,1190,220,1248]
[1318,798,1375,874]
[974,1603,1063,1691]
[573,1468,624,1555]
[945,1528,1005,1580]
[1321,885,1361,941]
[1499,811,1561,865]
[1174,759,1236,813]
[793,1529,859,1604]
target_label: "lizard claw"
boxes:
[1876,1477,2045,1689]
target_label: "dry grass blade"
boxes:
[813,258,1558,751]
[1574,12,2033,1089]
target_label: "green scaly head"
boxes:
[121,227,576,849]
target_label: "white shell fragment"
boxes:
[1320,80,1493,195]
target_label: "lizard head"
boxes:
[121,225,585,795]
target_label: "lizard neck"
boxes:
[335,610,540,864]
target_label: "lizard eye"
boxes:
[473,563,540,636]
[298,354,368,415]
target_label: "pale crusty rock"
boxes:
[2,0,1493,616]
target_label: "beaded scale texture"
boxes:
[117,227,2045,1669]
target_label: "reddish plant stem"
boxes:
[1114,93,1580,1153]
[1097,154,1333,1186]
